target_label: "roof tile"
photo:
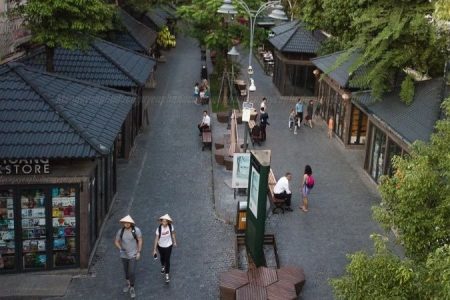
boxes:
[0,63,136,159]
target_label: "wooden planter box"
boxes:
[217,112,229,123]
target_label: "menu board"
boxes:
[21,189,47,269]
[52,187,77,267]
[0,189,15,271]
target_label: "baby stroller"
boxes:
[251,124,262,146]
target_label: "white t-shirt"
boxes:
[202,115,211,127]
[156,224,174,248]
[274,176,291,194]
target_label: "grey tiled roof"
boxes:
[145,10,167,30]
[269,22,324,54]
[353,78,443,144]
[311,50,362,88]
[155,7,171,20]
[271,20,300,35]
[108,31,147,53]
[0,63,135,159]
[118,8,157,52]
[160,5,177,19]
[20,38,156,88]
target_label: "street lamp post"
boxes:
[218,0,287,152]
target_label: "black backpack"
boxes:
[158,224,173,242]
[120,225,138,244]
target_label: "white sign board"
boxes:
[243,101,253,110]
[231,153,251,188]
[249,166,260,218]
[242,108,251,122]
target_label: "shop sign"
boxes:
[0,159,50,175]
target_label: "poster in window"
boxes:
[249,166,260,218]
[232,153,251,188]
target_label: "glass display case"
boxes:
[20,188,47,270]
[0,189,15,271]
[52,187,77,267]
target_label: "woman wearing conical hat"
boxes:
[114,215,142,299]
[153,214,177,284]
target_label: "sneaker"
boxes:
[161,266,165,274]
[285,207,293,212]
[165,274,170,283]
[129,287,136,298]
[123,285,130,293]
[294,130,297,135]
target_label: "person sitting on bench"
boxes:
[198,110,210,135]
[273,172,293,211]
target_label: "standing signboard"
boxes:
[231,153,251,189]
[245,150,271,267]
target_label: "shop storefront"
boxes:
[0,63,135,273]
[0,185,79,271]
[357,78,444,183]
[312,51,368,148]
[269,21,324,96]
[364,123,405,183]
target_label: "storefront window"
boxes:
[369,126,387,182]
[52,187,77,267]
[0,189,15,271]
[349,105,368,145]
[385,139,402,176]
[21,188,47,270]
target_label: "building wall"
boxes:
[0,0,31,62]
[273,50,316,96]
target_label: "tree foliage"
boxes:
[331,235,450,299]
[332,97,450,299]
[21,0,114,71]
[399,75,415,105]
[374,97,450,261]
[299,0,448,100]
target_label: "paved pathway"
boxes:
[226,48,383,299]
[50,34,383,300]
[56,34,235,299]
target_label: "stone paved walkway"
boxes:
[43,33,383,300]
[52,34,236,299]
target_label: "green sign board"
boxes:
[245,150,271,267]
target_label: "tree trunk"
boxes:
[45,46,55,73]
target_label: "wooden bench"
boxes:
[267,169,285,214]
[201,130,212,151]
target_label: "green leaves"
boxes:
[333,98,450,298]
[400,75,415,105]
[22,0,114,50]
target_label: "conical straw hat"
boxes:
[119,215,135,224]
[159,214,173,223]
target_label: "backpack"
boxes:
[120,225,138,244]
[158,224,173,242]
[306,175,315,189]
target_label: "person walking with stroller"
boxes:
[153,214,177,284]
[115,215,143,299]
[288,108,296,130]
[294,99,303,134]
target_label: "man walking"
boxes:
[259,107,269,142]
[273,172,293,211]
[115,215,143,299]
[294,99,303,135]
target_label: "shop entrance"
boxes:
[0,185,80,273]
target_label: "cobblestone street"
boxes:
[55,33,383,300]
